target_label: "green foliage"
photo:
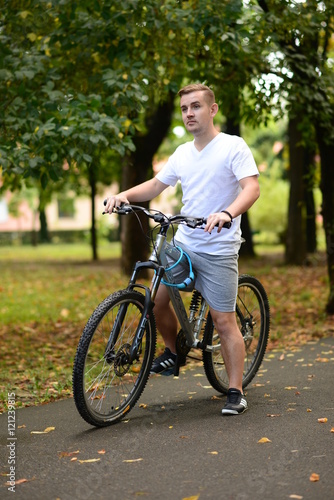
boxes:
[0,0,154,188]
[1,0,333,191]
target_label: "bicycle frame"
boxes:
[126,230,211,364]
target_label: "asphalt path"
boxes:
[1,337,334,500]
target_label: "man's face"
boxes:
[180,91,214,135]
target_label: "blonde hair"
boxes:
[178,84,215,106]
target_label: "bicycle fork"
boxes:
[105,260,164,367]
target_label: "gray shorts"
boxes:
[166,240,238,312]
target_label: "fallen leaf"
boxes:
[285,386,297,390]
[58,450,80,458]
[307,409,312,412]
[289,495,303,499]
[211,395,221,400]
[78,459,100,463]
[179,436,189,439]
[5,478,32,486]
[139,404,147,409]
[123,458,143,463]
[208,451,218,455]
[97,450,106,454]
[267,414,281,418]
[279,353,285,360]
[315,357,329,363]
[182,496,200,500]
[15,478,30,485]
[31,426,55,434]
[5,476,37,486]
[18,425,26,429]
[309,472,320,482]
[258,437,271,444]
[70,457,78,462]
[330,428,334,433]
[317,418,328,423]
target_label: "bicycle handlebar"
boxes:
[103,201,231,229]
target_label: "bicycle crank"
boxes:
[174,329,191,376]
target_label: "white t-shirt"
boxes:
[156,132,259,255]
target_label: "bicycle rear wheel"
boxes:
[202,274,270,394]
[73,289,156,427]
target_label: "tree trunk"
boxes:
[38,189,50,244]
[305,188,317,254]
[239,212,255,257]
[120,155,150,276]
[303,145,317,254]
[88,165,98,261]
[120,92,175,275]
[39,209,49,244]
[316,126,334,313]
[225,117,255,257]
[285,117,307,265]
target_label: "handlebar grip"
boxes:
[102,199,126,214]
[202,219,231,229]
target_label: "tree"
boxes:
[0,1,176,260]
[256,0,334,311]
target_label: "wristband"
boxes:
[221,210,233,222]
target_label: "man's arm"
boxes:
[104,177,168,213]
[205,175,260,233]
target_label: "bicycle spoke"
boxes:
[73,291,156,426]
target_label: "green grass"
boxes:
[0,242,123,325]
[0,240,120,262]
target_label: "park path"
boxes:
[1,337,334,500]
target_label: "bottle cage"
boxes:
[161,246,195,290]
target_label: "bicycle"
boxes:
[73,204,270,427]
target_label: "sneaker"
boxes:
[221,388,248,415]
[150,348,177,376]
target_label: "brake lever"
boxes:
[185,217,206,229]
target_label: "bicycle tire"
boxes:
[73,289,156,427]
[202,274,270,394]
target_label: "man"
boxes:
[104,83,260,415]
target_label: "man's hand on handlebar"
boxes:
[103,194,129,214]
[204,212,232,233]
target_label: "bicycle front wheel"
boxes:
[73,289,156,427]
[203,274,270,394]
